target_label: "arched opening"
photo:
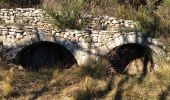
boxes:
[12,41,77,70]
[106,43,154,74]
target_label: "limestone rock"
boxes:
[16,33,23,39]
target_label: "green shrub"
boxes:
[42,0,117,29]
[114,0,170,37]
[42,0,84,29]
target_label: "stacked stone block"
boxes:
[0,8,166,65]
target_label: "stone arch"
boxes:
[11,41,77,70]
[100,33,165,74]
[100,32,165,57]
[106,43,154,73]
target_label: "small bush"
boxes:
[42,0,84,29]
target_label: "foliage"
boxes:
[41,0,170,36]
[114,0,170,37]
[0,0,169,37]
[42,0,84,29]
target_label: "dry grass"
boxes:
[104,66,170,100]
[0,59,170,100]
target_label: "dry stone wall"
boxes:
[0,8,166,65]
[0,8,137,30]
[0,8,55,29]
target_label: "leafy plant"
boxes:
[42,0,84,29]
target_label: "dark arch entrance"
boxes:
[106,43,154,74]
[12,41,77,70]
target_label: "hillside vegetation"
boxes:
[0,0,169,37]
[42,0,170,37]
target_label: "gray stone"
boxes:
[125,23,130,27]
[16,33,23,39]
[112,20,119,24]
[46,36,55,42]
[7,35,15,39]
[99,45,110,55]
[106,40,115,50]
[9,31,16,35]
[23,31,31,36]
[137,37,143,44]
[55,32,60,36]
[51,30,56,35]
[81,43,89,49]
[127,34,136,43]
[2,31,8,35]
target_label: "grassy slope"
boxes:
[0,60,170,100]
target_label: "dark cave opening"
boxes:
[106,43,154,74]
[12,41,77,70]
